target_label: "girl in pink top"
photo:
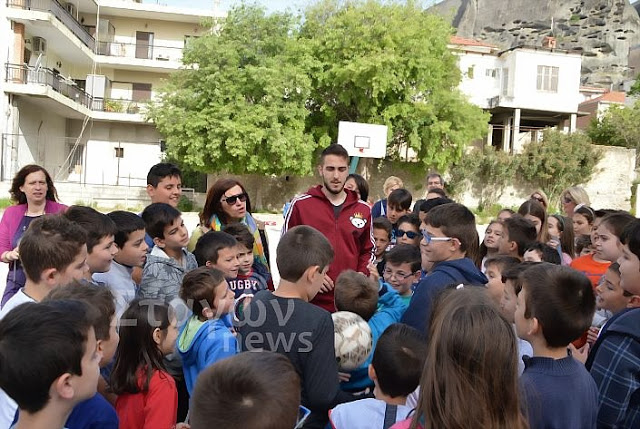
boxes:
[111,299,188,429]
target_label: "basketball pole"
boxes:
[349,156,360,174]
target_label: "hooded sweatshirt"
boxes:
[283,185,374,312]
[177,314,237,394]
[138,246,197,303]
[401,258,488,334]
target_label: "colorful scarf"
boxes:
[209,213,269,269]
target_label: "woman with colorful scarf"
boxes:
[192,178,268,268]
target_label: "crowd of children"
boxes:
[0,151,639,429]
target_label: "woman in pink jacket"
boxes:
[0,165,66,306]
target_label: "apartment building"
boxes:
[451,36,583,153]
[0,0,218,186]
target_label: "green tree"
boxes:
[588,102,640,165]
[147,5,316,176]
[301,0,489,171]
[518,130,602,203]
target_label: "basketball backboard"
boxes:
[337,121,388,159]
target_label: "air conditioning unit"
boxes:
[33,37,47,55]
[64,2,77,17]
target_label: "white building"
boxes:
[450,36,583,153]
[0,0,220,188]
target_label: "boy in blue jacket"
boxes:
[178,267,237,394]
[401,203,487,335]
[334,270,406,392]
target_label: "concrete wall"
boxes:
[457,51,501,108]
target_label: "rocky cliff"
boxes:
[432,0,640,86]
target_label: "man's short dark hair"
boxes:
[193,231,238,267]
[524,242,561,265]
[45,281,115,341]
[147,162,182,187]
[141,203,182,240]
[181,267,227,318]
[107,210,147,248]
[621,219,640,261]
[426,203,478,261]
[277,226,333,283]
[386,244,421,273]
[521,264,595,348]
[387,189,412,211]
[223,223,255,251]
[334,270,378,321]
[19,214,87,282]
[372,323,427,398]
[190,351,300,429]
[64,206,117,253]
[319,144,349,164]
[0,300,94,413]
[373,217,393,238]
[503,215,538,257]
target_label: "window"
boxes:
[537,66,559,92]
[184,35,200,48]
[114,147,124,158]
[485,68,499,78]
[466,66,474,79]
[132,83,152,101]
[502,68,509,95]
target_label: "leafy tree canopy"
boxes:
[587,101,640,166]
[148,0,489,175]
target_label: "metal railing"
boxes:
[96,40,183,62]
[7,0,96,50]
[5,63,92,109]
[91,98,149,114]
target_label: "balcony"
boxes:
[5,63,92,109]
[90,97,149,123]
[95,41,184,72]
[7,0,96,51]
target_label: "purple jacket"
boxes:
[0,201,67,253]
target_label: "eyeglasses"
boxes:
[383,268,416,281]
[562,196,573,204]
[397,229,420,239]
[421,230,453,245]
[221,193,248,205]
[294,405,311,429]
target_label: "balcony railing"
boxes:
[5,63,92,109]
[91,98,149,114]
[96,41,183,62]
[7,0,96,50]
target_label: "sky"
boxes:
[146,0,442,14]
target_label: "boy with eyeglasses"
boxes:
[383,244,422,306]
[401,203,488,335]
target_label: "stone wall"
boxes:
[207,145,636,213]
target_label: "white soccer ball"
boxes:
[332,311,373,371]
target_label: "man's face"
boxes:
[147,175,182,207]
[514,286,530,340]
[387,205,409,225]
[56,244,90,285]
[87,235,118,274]
[319,155,349,195]
[500,280,517,323]
[210,247,240,279]
[485,264,505,307]
[236,244,254,274]
[426,176,443,191]
[115,229,148,268]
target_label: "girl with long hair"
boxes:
[111,299,186,429]
[392,287,529,429]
